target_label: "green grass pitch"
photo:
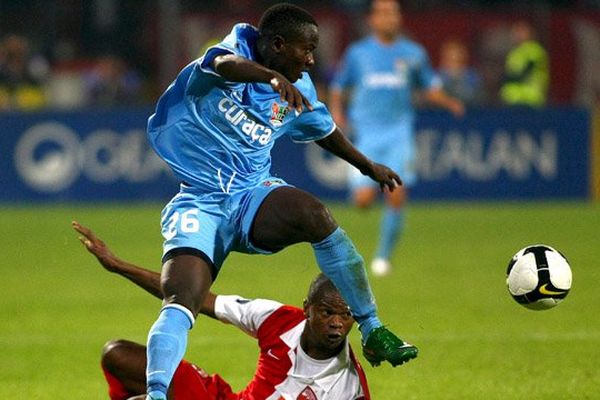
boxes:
[1,201,599,399]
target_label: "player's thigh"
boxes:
[251,186,338,249]
[159,194,224,313]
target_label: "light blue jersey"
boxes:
[331,35,440,187]
[148,23,335,196]
[146,23,335,267]
[331,35,440,130]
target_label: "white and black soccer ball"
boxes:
[506,244,572,310]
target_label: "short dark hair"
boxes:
[258,3,317,40]
[306,273,340,305]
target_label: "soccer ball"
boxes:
[506,244,572,310]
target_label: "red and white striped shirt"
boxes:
[215,295,371,400]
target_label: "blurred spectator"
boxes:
[0,34,49,111]
[83,54,142,107]
[500,20,549,107]
[438,39,484,107]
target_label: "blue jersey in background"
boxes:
[331,34,441,187]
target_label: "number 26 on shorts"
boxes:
[163,209,200,240]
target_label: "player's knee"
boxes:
[101,339,130,371]
[355,197,372,209]
[354,188,376,208]
[162,294,201,317]
[387,196,404,209]
[386,187,407,208]
[299,200,337,239]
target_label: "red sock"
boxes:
[101,364,133,400]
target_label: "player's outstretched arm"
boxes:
[328,87,348,131]
[72,221,219,318]
[212,54,312,113]
[72,221,164,299]
[316,128,402,192]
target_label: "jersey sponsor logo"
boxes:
[218,98,273,145]
[297,386,317,400]
[270,102,289,127]
[395,59,409,75]
[363,68,407,88]
[395,59,410,86]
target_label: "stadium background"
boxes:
[1,1,599,399]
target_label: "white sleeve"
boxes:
[214,295,282,338]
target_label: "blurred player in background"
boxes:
[329,0,464,276]
[143,3,416,399]
[73,221,371,400]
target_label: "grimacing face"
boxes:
[276,24,319,82]
[304,291,354,351]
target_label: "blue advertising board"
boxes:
[0,107,591,202]
[273,107,591,201]
[412,107,590,200]
[0,108,178,202]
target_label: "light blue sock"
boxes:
[312,227,382,341]
[375,207,404,260]
[146,305,194,397]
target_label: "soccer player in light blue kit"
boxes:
[144,4,418,399]
[330,0,464,276]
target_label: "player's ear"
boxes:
[271,34,286,53]
[303,298,309,315]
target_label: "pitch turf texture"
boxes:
[2,202,599,399]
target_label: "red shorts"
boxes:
[171,360,238,400]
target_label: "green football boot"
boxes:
[362,326,418,367]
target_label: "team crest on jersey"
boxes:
[297,386,317,400]
[395,59,408,74]
[270,102,289,127]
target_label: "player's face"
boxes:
[305,292,354,351]
[276,24,319,82]
[369,0,402,38]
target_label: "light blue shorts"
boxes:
[160,177,290,274]
[349,125,416,191]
